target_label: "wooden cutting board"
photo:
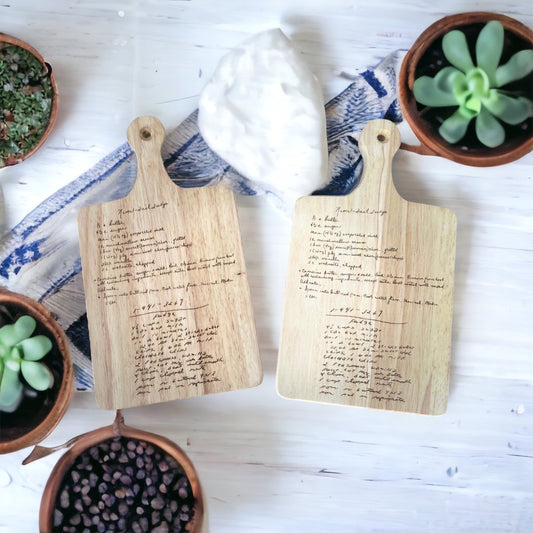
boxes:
[78,116,262,409]
[277,119,456,415]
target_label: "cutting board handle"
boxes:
[127,115,170,194]
[356,119,401,198]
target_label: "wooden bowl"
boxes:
[39,412,205,532]
[0,289,73,454]
[0,33,58,166]
[398,12,533,166]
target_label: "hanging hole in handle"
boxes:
[140,127,152,140]
[377,131,389,143]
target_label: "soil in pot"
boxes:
[0,302,66,444]
[413,21,533,155]
[52,436,197,533]
[0,38,55,167]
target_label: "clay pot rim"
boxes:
[0,289,73,454]
[39,412,204,533]
[0,32,58,167]
[398,12,533,167]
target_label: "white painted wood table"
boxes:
[0,1,532,532]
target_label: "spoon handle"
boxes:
[21,411,123,465]
[22,433,86,465]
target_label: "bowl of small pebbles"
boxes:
[39,412,205,533]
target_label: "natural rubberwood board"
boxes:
[78,116,262,409]
[277,119,456,415]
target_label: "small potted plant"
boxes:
[0,33,58,167]
[398,12,533,166]
[0,289,73,454]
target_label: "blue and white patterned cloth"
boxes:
[0,51,404,390]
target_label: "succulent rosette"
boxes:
[0,315,54,412]
[413,20,533,147]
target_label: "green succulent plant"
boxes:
[0,315,54,413]
[413,20,533,148]
[0,42,54,167]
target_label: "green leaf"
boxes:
[451,71,470,105]
[463,95,482,116]
[466,68,490,98]
[0,324,17,347]
[413,75,458,107]
[475,106,505,147]
[20,360,54,391]
[442,30,475,73]
[0,365,24,412]
[0,315,36,347]
[439,109,472,143]
[7,346,22,367]
[482,91,533,125]
[476,21,504,85]
[495,49,533,87]
[434,66,463,93]
[19,335,53,361]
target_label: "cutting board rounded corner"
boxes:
[274,383,307,404]
[275,369,312,403]
[274,378,291,401]
[249,369,264,389]
[430,404,448,417]
[292,193,319,210]
[94,388,119,411]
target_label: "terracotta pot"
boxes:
[0,33,58,166]
[398,12,533,166]
[39,411,206,532]
[0,289,73,454]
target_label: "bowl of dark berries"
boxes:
[40,412,205,533]
[0,33,58,167]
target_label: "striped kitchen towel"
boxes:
[0,51,404,390]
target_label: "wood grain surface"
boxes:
[278,120,457,414]
[78,117,261,409]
